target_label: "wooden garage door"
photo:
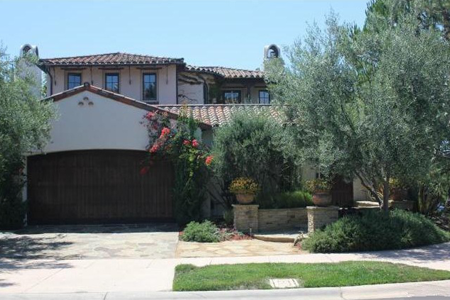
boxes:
[27,150,174,225]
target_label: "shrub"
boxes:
[303,209,450,253]
[276,190,313,208]
[222,210,234,226]
[211,111,299,198]
[0,198,26,230]
[258,190,313,209]
[180,221,221,243]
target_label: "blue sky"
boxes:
[0,0,368,70]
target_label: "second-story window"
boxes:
[143,73,157,101]
[223,90,241,103]
[259,90,270,104]
[105,73,120,93]
[67,73,82,89]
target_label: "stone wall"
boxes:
[258,208,307,231]
[233,205,341,233]
[307,206,339,233]
[232,204,259,233]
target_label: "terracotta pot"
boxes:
[235,193,255,204]
[312,192,332,207]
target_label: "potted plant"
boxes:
[229,177,260,204]
[306,178,332,207]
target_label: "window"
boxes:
[105,73,120,93]
[223,90,241,103]
[259,90,270,104]
[67,73,82,89]
[143,73,157,101]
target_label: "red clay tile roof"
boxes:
[186,65,264,79]
[156,104,283,127]
[39,52,264,79]
[40,52,184,66]
[44,83,210,129]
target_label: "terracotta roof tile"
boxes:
[40,52,184,66]
[186,65,264,79]
[155,104,283,127]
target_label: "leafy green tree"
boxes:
[266,12,450,211]
[211,111,298,202]
[366,0,450,39]
[0,48,55,228]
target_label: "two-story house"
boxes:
[22,44,364,225]
[40,51,271,105]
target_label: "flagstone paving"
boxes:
[176,239,303,258]
[0,224,179,260]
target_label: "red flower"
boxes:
[140,166,150,175]
[183,140,191,146]
[192,139,199,148]
[145,112,155,119]
[161,127,170,136]
[205,155,213,166]
[150,144,159,153]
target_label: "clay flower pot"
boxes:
[235,193,256,204]
[312,191,332,207]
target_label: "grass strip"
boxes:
[173,261,450,291]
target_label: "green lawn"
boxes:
[173,261,450,291]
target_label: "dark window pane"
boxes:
[143,74,157,100]
[223,90,241,103]
[67,73,81,89]
[105,74,119,93]
[259,90,270,104]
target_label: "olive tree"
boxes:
[265,12,450,211]
[0,48,55,228]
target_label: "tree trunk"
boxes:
[382,179,390,212]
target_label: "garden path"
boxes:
[176,240,303,257]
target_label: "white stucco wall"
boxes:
[178,81,204,104]
[47,65,177,104]
[40,90,150,154]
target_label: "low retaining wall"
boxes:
[258,208,307,231]
[233,205,338,233]
[307,206,339,233]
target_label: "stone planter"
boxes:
[235,193,255,204]
[312,192,332,207]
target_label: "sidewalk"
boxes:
[0,242,449,295]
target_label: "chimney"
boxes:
[18,44,42,98]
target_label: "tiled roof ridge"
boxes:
[40,52,185,65]
[41,52,122,61]
[157,103,273,107]
[185,65,264,79]
[191,65,263,72]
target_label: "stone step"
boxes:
[253,231,306,243]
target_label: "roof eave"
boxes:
[43,83,211,130]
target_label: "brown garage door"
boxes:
[27,150,174,225]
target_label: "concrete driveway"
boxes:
[0,224,179,260]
